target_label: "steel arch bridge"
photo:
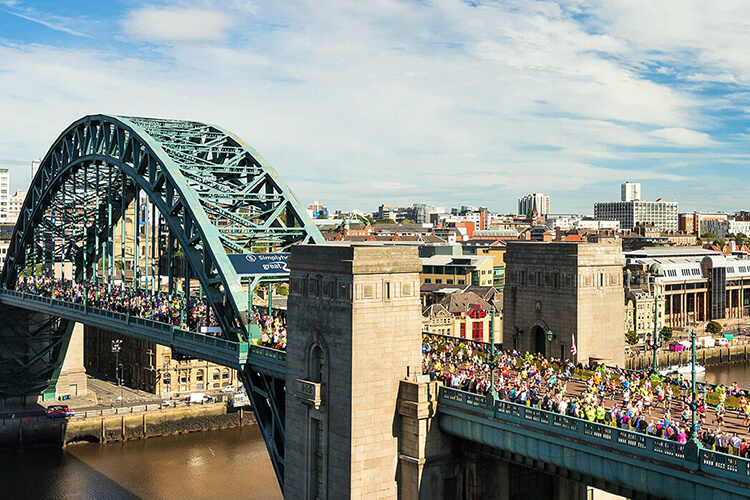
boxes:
[0,114,323,489]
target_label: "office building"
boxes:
[594,199,678,232]
[518,193,550,217]
[0,169,9,223]
[8,190,25,224]
[621,182,641,202]
[31,158,41,178]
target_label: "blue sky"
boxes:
[1,0,749,215]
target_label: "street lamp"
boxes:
[111,339,122,407]
[546,329,555,342]
[685,328,703,463]
[648,266,665,373]
[488,305,499,404]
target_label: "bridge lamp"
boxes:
[546,330,555,342]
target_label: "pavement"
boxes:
[0,373,240,419]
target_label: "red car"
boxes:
[46,405,75,419]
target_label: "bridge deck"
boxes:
[0,289,286,378]
[438,386,750,500]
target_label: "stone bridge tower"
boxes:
[285,245,423,498]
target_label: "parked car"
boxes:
[46,405,75,419]
[220,385,236,393]
[717,337,730,346]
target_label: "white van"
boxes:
[187,393,208,404]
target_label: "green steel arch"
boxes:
[2,114,323,339]
[0,114,322,488]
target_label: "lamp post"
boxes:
[111,339,122,407]
[649,272,664,374]
[488,305,499,403]
[685,328,703,463]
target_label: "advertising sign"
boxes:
[227,252,290,276]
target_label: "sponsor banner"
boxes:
[227,252,290,276]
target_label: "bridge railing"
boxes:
[0,289,294,375]
[439,386,750,478]
[0,289,249,363]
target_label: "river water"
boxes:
[0,424,281,500]
[704,360,750,388]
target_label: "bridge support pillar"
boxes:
[397,379,460,500]
[285,245,423,499]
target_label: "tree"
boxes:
[706,321,723,335]
[374,218,396,224]
[315,212,328,219]
[399,219,416,225]
[660,326,673,342]
[625,330,639,346]
[701,232,716,240]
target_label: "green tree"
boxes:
[274,282,289,296]
[399,219,416,225]
[701,232,716,240]
[706,321,723,335]
[625,330,639,346]
[660,326,673,342]
[374,218,396,224]
[315,212,328,219]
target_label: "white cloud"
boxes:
[649,128,719,148]
[0,0,747,213]
[122,7,237,42]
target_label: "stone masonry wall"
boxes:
[286,244,423,499]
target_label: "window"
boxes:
[436,279,442,284]
[472,322,482,341]
[424,278,431,283]
[460,323,466,339]
[213,369,220,381]
[458,279,465,284]
[222,370,230,380]
[447,279,453,284]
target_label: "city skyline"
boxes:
[2,1,750,215]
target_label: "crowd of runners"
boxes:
[14,275,219,332]
[423,333,750,457]
[13,275,289,346]
[253,306,287,350]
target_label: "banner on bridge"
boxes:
[227,252,290,276]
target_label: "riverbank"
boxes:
[0,402,255,451]
[626,343,750,370]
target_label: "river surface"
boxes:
[0,424,281,500]
[704,360,750,388]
